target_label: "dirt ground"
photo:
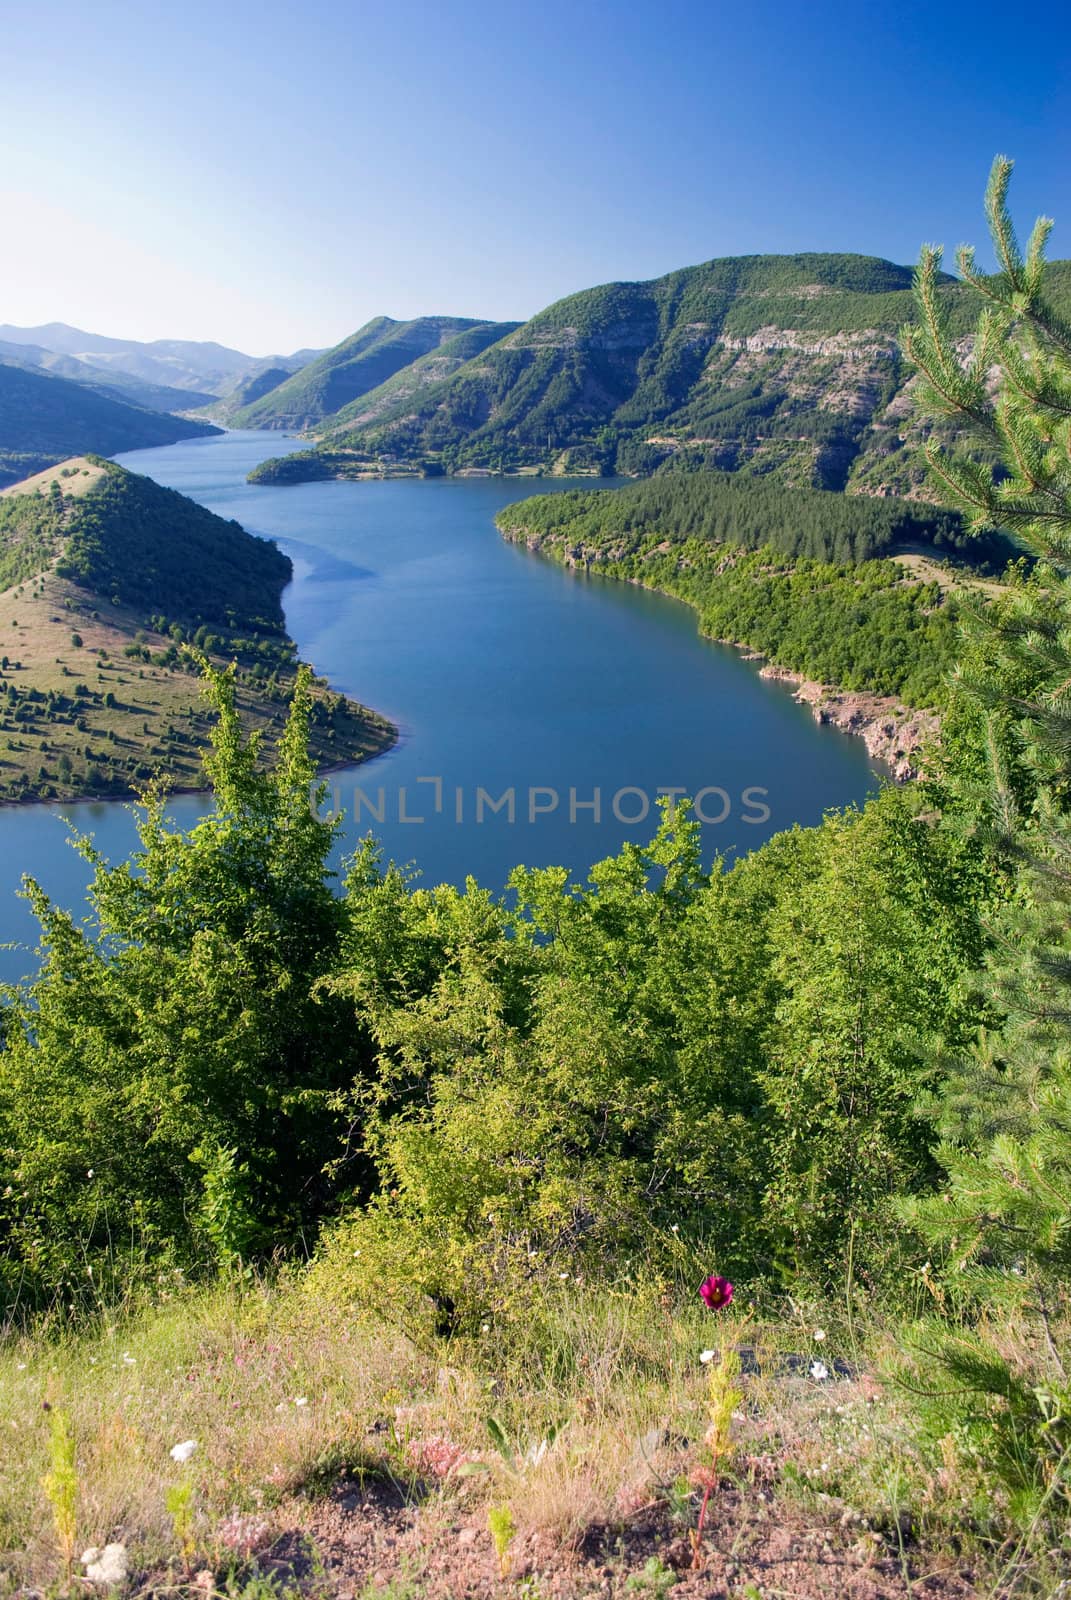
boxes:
[245,1474,981,1600]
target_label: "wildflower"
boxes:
[480,1323,490,1334]
[699,1349,716,1364]
[698,1274,733,1310]
[82,1544,128,1586]
[294,1397,308,1407]
[121,1353,135,1365]
[810,1360,829,1381]
[813,1328,826,1342]
[170,1439,198,1464]
[87,1169,94,1179]
[670,1223,680,1233]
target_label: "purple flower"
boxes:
[699,1274,733,1310]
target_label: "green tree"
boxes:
[0,664,368,1312]
[900,158,1071,1533]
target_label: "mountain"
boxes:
[0,324,319,398]
[0,363,221,489]
[0,340,215,413]
[253,253,1071,495]
[231,316,510,430]
[223,365,294,411]
[0,457,393,802]
[318,320,521,432]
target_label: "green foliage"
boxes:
[314,787,984,1325]
[0,665,368,1311]
[252,248,1071,487]
[40,1408,78,1572]
[898,158,1071,1542]
[0,488,65,588]
[499,469,988,565]
[54,460,291,630]
[233,316,511,430]
[487,1502,516,1576]
[166,1477,197,1560]
[624,1556,679,1594]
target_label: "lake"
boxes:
[0,431,883,982]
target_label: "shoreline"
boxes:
[500,523,938,782]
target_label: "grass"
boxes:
[0,1273,1042,1597]
[0,569,393,804]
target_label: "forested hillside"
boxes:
[0,458,392,800]
[499,468,990,564]
[231,315,510,429]
[0,363,220,488]
[251,251,1071,495]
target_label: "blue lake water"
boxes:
[0,431,884,982]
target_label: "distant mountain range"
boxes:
[0,322,322,400]
[0,363,221,489]
[0,338,217,414]
[0,320,331,486]
[247,252,1071,497]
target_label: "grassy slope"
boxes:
[0,363,221,489]
[0,460,393,803]
[0,1275,1016,1598]
[250,254,1071,492]
[232,316,502,430]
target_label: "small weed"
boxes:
[166,1477,197,1561]
[487,1502,516,1578]
[624,1554,678,1594]
[40,1408,78,1578]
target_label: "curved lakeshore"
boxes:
[496,517,946,782]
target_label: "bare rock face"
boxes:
[757,664,938,780]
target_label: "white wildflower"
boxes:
[699,1349,716,1364]
[480,1323,490,1334]
[82,1543,128,1585]
[810,1360,829,1381]
[813,1328,826,1342]
[170,1439,198,1464]
[294,1396,308,1407]
[121,1353,135,1365]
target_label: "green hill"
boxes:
[232,315,504,430]
[252,252,1071,493]
[0,458,393,801]
[0,363,221,489]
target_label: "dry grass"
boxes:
[0,570,390,803]
[0,460,106,501]
[0,1276,1003,1596]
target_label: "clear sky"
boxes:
[2,0,1068,355]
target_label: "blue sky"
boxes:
[2,0,1068,353]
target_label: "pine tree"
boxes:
[900,159,1071,1533]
